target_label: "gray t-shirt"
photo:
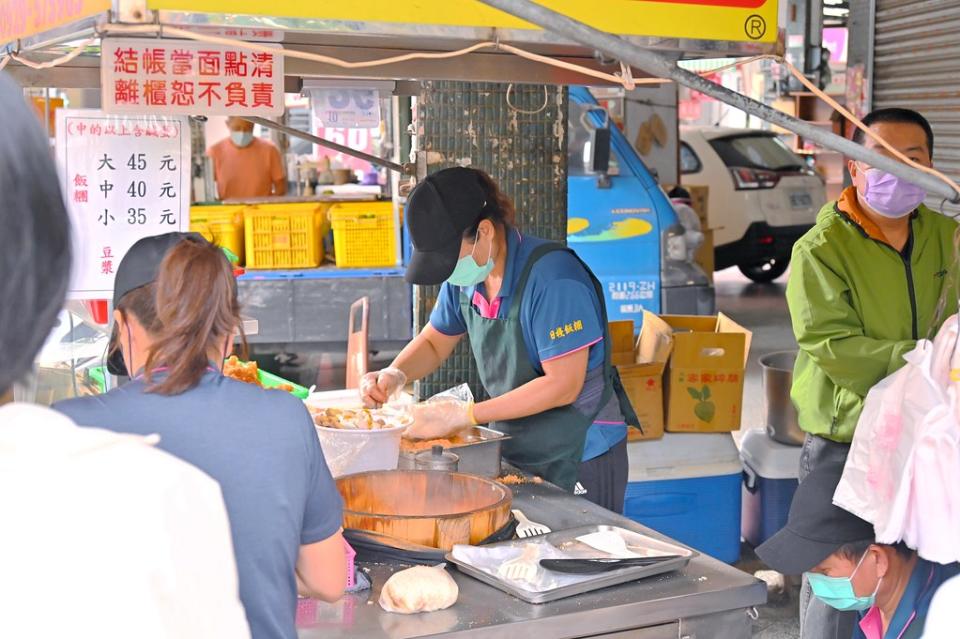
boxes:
[56,371,342,639]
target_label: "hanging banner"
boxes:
[145,0,778,44]
[101,38,284,117]
[55,109,192,299]
[311,88,382,128]
[0,0,109,44]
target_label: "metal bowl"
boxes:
[759,350,805,446]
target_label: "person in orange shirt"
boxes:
[207,117,287,200]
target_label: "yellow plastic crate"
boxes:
[190,205,246,265]
[244,203,327,269]
[329,201,398,268]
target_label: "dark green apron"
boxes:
[459,242,639,491]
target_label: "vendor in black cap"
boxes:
[360,167,639,512]
[757,463,959,639]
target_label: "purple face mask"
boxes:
[859,167,927,219]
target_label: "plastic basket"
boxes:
[244,203,327,269]
[88,365,308,399]
[329,201,398,268]
[190,205,246,265]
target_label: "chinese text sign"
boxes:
[101,38,283,117]
[55,109,191,299]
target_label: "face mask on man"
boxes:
[231,131,254,148]
[446,231,494,287]
[806,550,883,612]
[856,163,927,219]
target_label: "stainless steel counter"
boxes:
[297,481,766,639]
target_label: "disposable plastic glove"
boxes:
[360,367,408,408]
[404,400,476,440]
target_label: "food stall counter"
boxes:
[297,479,765,639]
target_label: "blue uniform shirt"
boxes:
[430,230,627,461]
[853,558,960,639]
[56,372,343,639]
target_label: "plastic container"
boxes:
[623,433,743,563]
[760,350,804,446]
[244,203,327,269]
[739,428,800,548]
[257,368,309,400]
[305,389,410,478]
[329,201,398,268]
[190,205,246,265]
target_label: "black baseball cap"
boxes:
[405,167,488,286]
[756,462,875,575]
[107,232,205,375]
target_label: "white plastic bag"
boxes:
[834,315,960,563]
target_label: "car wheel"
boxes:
[739,258,789,283]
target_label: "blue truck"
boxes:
[567,87,714,331]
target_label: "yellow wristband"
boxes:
[467,402,479,426]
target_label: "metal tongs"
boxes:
[539,555,683,574]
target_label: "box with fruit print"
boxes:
[661,314,752,434]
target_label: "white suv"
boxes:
[680,127,826,282]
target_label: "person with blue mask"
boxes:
[361,167,640,512]
[207,116,287,200]
[757,463,960,639]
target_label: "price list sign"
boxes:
[101,38,284,117]
[55,109,191,299]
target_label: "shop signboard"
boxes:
[101,38,284,117]
[311,88,381,129]
[145,0,778,44]
[55,109,191,299]
[0,0,109,44]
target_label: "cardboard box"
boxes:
[662,314,752,434]
[610,314,671,442]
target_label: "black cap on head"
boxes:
[756,462,875,576]
[405,167,487,286]
[107,232,204,375]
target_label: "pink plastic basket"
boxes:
[295,539,357,628]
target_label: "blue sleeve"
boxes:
[300,407,344,544]
[428,282,467,336]
[527,272,604,362]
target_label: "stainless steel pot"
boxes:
[760,350,805,446]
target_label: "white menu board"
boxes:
[55,109,192,299]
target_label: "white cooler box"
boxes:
[624,433,743,563]
[739,428,801,548]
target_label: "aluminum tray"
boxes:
[398,426,510,477]
[446,524,696,604]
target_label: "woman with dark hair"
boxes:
[362,167,639,512]
[0,74,249,637]
[56,234,345,639]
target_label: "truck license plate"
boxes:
[790,192,813,208]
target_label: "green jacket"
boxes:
[786,190,958,442]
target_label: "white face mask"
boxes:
[230,131,254,148]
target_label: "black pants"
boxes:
[798,434,855,639]
[576,437,628,513]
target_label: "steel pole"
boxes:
[244,116,413,175]
[478,0,960,203]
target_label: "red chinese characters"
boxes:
[251,52,274,78]
[171,49,194,75]
[197,50,221,76]
[225,82,247,107]
[198,82,223,107]
[114,79,140,105]
[113,47,138,74]
[224,51,248,77]
[252,82,273,108]
[171,81,195,107]
[144,80,167,106]
[143,48,168,75]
